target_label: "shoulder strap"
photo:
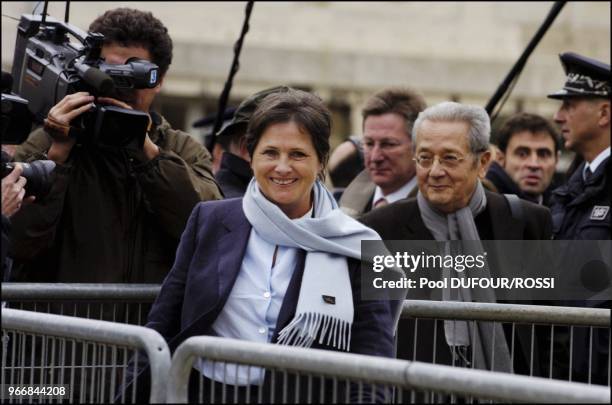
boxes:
[503,193,524,222]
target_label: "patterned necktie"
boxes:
[584,167,593,182]
[374,197,388,208]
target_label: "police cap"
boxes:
[216,85,290,138]
[548,52,610,99]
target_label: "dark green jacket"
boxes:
[9,112,222,283]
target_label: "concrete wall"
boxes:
[2,1,610,148]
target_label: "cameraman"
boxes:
[10,8,222,284]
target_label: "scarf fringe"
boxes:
[277,312,351,351]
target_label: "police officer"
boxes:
[548,52,610,240]
[546,52,610,385]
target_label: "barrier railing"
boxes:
[1,283,161,325]
[400,300,611,386]
[167,335,610,403]
[1,308,171,403]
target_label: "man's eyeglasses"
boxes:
[413,154,467,169]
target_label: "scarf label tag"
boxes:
[322,295,336,305]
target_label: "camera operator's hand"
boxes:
[98,97,160,161]
[1,164,35,217]
[46,92,95,164]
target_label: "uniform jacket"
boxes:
[214,152,252,198]
[550,157,610,240]
[360,190,553,376]
[549,157,610,385]
[9,112,222,283]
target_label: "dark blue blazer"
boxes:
[149,197,395,355]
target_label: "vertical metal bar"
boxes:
[530,324,535,377]
[198,367,204,404]
[131,350,139,404]
[86,303,91,320]
[588,326,593,385]
[70,339,75,403]
[29,333,35,387]
[50,335,56,388]
[510,322,516,373]
[370,383,376,404]
[283,370,288,404]
[120,347,128,404]
[471,321,476,368]
[59,337,66,395]
[137,304,143,326]
[80,342,87,403]
[245,366,251,404]
[344,378,349,404]
[221,362,227,404]
[270,368,276,404]
[432,319,438,364]
[451,320,456,367]
[413,319,418,361]
[358,380,363,403]
[332,376,338,404]
[110,345,117,402]
[307,374,313,404]
[41,335,48,386]
[211,361,217,404]
[295,371,301,404]
[569,326,574,382]
[234,363,239,403]
[90,343,97,403]
[549,325,554,378]
[319,375,325,404]
[18,332,26,395]
[100,344,107,402]
[491,321,496,371]
[10,331,16,387]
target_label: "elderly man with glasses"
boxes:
[360,101,553,377]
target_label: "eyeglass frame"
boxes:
[412,148,488,170]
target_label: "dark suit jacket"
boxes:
[125,198,395,401]
[360,190,553,376]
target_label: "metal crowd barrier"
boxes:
[167,335,610,403]
[400,300,611,386]
[1,283,161,325]
[1,308,171,403]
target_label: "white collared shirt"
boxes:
[372,176,417,206]
[197,207,313,386]
[584,147,610,180]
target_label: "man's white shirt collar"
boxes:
[584,146,610,180]
[372,176,417,205]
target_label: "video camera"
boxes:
[11,14,160,149]
[1,71,55,200]
[1,72,32,145]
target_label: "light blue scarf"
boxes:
[242,179,382,351]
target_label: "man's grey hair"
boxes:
[411,101,491,153]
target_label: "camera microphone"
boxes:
[74,63,115,96]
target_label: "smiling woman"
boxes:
[135,87,399,401]
[246,90,331,218]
